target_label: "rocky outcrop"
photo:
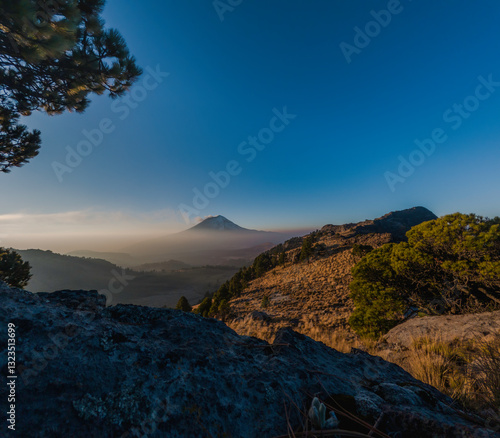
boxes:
[320,206,437,242]
[357,206,438,241]
[383,310,500,348]
[1,283,498,437]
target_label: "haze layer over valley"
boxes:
[15,216,302,307]
[67,215,295,267]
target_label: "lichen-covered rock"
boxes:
[37,289,106,311]
[0,282,498,437]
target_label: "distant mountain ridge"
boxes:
[66,250,136,267]
[320,206,438,241]
[131,259,191,272]
[17,249,123,292]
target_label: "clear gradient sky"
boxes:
[2,0,500,252]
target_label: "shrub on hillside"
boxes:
[349,244,407,338]
[194,297,212,318]
[349,213,500,338]
[351,244,373,260]
[261,295,270,309]
[217,299,231,320]
[278,251,286,265]
[0,248,32,288]
[175,296,192,312]
[299,236,313,262]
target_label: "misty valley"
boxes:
[17,216,296,308]
[19,249,240,308]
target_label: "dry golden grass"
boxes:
[227,317,277,343]
[227,315,372,353]
[402,347,463,398]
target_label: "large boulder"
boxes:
[0,281,497,437]
[384,311,500,349]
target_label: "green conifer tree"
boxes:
[0,0,141,171]
[0,248,32,288]
[278,251,286,265]
[194,297,212,318]
[175,296,192,312]
[299,236,313,261]
[349,213,500,338]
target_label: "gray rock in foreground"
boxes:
[0,282,498,438]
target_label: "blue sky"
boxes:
[2,0,500,251]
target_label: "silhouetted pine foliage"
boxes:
[0,247,31,288]
[0,0,141,171]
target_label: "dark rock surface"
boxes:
[0,282,498,437]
